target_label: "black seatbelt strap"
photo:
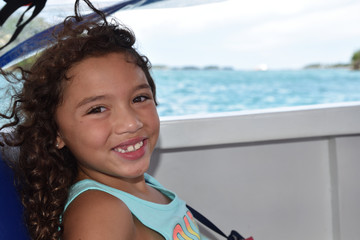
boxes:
[186,204,247,240]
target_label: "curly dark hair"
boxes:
[0,0,157,239]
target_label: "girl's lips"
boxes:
[114,140,143,153]
[112,138,148,160]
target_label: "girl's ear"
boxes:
[56,133,66,149]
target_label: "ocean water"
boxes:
[153,68,360,117]
[0,69,360,123]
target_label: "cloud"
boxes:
[115,0,360,69]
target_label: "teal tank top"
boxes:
[64,173,204,240]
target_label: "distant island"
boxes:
[152,65,234,71]
[304,49,360,70]
[303,63,350,69]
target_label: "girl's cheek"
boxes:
[79,123,110,145]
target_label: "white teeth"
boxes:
[134,142,142,150]
[114,141,143,153]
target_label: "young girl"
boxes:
[0,1,205,239]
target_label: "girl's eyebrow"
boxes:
[135,83,151,91]
[76,84,151,108]
[76,95,107,108]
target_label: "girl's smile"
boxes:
[112,137,147,160]
[55,52,160,187]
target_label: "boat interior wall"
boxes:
[148,103,360,240]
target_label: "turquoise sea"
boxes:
[1,69,360,122]
[153,68,360,117]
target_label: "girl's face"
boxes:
[55,52,159,187]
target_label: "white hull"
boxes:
[150,102,360,240]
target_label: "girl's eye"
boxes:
[87,106,106,114]
[133,95,150,103]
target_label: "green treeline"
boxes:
[351,50,360,70]
[304,49,360,70]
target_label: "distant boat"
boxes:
[255,63,268,71]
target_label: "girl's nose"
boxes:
[113,107,143,134]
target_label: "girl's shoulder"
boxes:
[62,189,135,240]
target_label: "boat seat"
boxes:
[0,147,29,239]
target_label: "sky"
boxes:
[3,0,360,70]
[108,0,360,70]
